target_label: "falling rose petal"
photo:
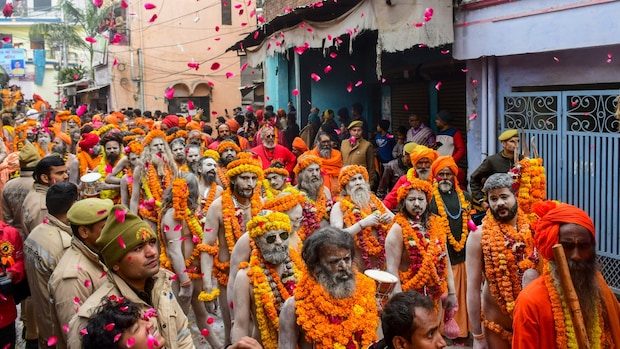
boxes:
[80,328,88,336]
[553,56,559,62]
[74,296,81,304]
[48,337,58,346]
[265,95,270,101]
[188,62,200,70]
[241,62,249,71]
[253,31,259,39]
[250,9,256,17]
[234,4,242,8]
[330,52,337,58]
[85,37,97,43]
[113,58,118,66]
[425,8,434,17]
[608,53,613,58]
[241,22,247,27]
[355,80,363,87]
[294,46,307,55]
[93,0,103,8]
[441,50,450,55]
[187,100,195,110]
[324,65,332,74]
[207,317,215,325]
[350,65,356,71]
[335,37,343,44]
[310,73,321,82]
[471,79,479,86]
[100,271,107,278]
[2,36,11,43]
[104,323,116,331]
[192,236,200,244]
[114,333,122,343]
[419,43,427,48]
[257,14,264,23]
[165,88,174,99]
[170,274,178,280]
[121,0,128,8]
[381,77,387,83]
[415,22,424,27]
[144,3,156,10]
[225,72,234,79]
[174,224,182,231]
[349,136,356,146]
[292,88,299,96]
[334,128,341,135]
[201,329,210,336]
[571,101,578,107]
[435,81,442,90]
[43,218,50,224]
[84,280,91,288]
[424,16,432,22]
[461,68,468,73]
[115,209,127,223]
[607,58,612,63]
[148,14,158,23]
[346,82,353,93]
[147,335,159,349]
[207,81,215,87]
[469,113,478,121]
[404,104,409,111]
[126,337,136,348]
[97,209,107,215]
[118,236,126,249]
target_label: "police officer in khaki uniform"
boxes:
[48,198,114,349]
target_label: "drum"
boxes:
[364,269,398,310]
[80,172,102,197]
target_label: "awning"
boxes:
[57,79,91,88]
[229,0,454,74]
[77,84,110,94]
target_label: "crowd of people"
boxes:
[0,92,618,349]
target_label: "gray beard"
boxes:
[315,265,356,299]
[350,185,371,208]
[417,168,431,180]
[438,180,453,193]
[319,147,331,159]
[260,243,289,265]
[299,175,322,199]
[550,259,600,329]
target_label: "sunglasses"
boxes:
[265,231,289,244]
[265,134,275,139]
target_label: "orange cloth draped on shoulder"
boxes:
[308,147,343,196]
[512,271,620,348]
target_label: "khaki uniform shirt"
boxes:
[49,237,108,349]
[2,171,35,239]
[340,138,376,184]
[23,214,72,348]
[21,183,48,236]
[68,270,194,349]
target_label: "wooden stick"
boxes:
[552,244,591,349]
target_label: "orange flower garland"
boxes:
[295,272,378,348]
[515,157,547,222]
[340,195,391,270]
[394,213,448,305]
[481,209,537,316]
[217,167,230,188]
[35,142,52,158]
[432,181,471,252]
[77,151,102,177]
[144,129,166,147]
[197,182,218,225]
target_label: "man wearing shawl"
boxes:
[308,131,343,196]
[513,201,620,348]
[382,145,438,211]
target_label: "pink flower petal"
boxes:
[188,62,200,70]
[84,280,91,288]
[310,73,321,82]
[201,329,210,336]
[144,3,156,10]
[210,62,220,70]
[147,335,159,349]
[80,328,88,336]
[330,52,337,58]
[165,87,174,99]
[63,325,69,333]
[113,58,118,66]
[250,9,256,17]
[425,8,434,17]
[192,236,200,244]
[415,22,424,27]
[346,82,353,93]
[118,236,126,249]
[114,333,122,343]
[174,224,182,231]
[441,50,450,55]
[335,37,343,44]
[126,337,135,348]
[100,271,107,278]
[334,128,341,135]
[148,14,158,23]
[404,104,409,111]
[553,56,560,62]
[381,77,387,83]
[74,296,81,304]
[2,37,11,43]
[292,88,299,96]
[324,65,332,74]
[225,72,234,78]
[104,323,115,331]
[85,37,97,43]
[294,46,307,55]
[48,337,58,346]
[435,81,442,90]
[241,62,249,71]
[115,209,127,223]
[469,113,478,121]
[355,80,362,87]
[350,65,356,71]
[121,0,128,8]
[461,68,468,73]
[234,4,242,8]
[571,101,578,107]
[93,0,103,8]
[170,274,178,280]
[471,79,478,86]
[207,317,215,324]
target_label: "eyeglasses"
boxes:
[265,231,289,244]
[265,134,275,139]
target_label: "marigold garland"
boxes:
[293,153,322,177]
[482,317,514,342]
[77,151,102,177]
[340,195,391,270]
[197,182,218,226]
[295,272,378,348]
[297,189,331,241]
[262,179,293,200]
[125,140,144,156]
[397,179,432,203]
[93,124,115,137]
[197,288,220,302]
[144,129,166,146]
[203,149,220,162]
[217,140,241,154]
[166,130,188,144]
[246,211,291,238]
[98,152,124,201]
[513,157,547,222]
[432,181,471,252]
[217,167,230,188]
[394,213,448,305]
[338,165,369,191]
[481,209,537,316]
[35,141,52,158]
[226,153,264,180]
[262,189,304,212]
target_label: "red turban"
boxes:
[531,201,595,260]
[79,133,100,152]
[431,155,458,182]
[162,115,179,129]
[226,119,240,133]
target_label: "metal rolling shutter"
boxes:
[390,82,430,132]
[437,77,468,171]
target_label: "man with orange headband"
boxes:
[293,153,332,237]
[512,201,620,348]
[308,131,343,196]
[330,165,394,271]
[385,178,457,311]
[216,139,241,188]
[199,152,264,344]
[429,155,474,344]
[466,173,538,349]
[382,145,438,211]
[52,130,78,183]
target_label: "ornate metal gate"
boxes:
[501,90,620,293]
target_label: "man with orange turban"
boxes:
[52,130,78,183]
[308,131,343,196]
[466,173,537,349]
[382,145,438,210]
[330,165,394,272]
[293,153,332,234]
[513,201,620,348]
[291,137,308,158]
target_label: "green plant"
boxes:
[58,65,87,84]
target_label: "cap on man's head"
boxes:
[436,110,452,124]
[348,120,363,130]
[19,142,41,169]
[68,198,114,226]
[96,205,157,267]
[498,129,518,141]
[403,142,418,155]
